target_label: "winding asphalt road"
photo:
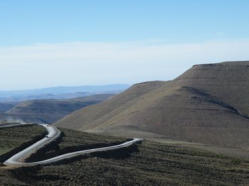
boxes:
[1,123,142,167]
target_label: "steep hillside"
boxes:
[4,94,113,123]
[56,61,249,149]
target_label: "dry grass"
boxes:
[56,61,249,149]
[1,127,249,185]
[0,124,46,161]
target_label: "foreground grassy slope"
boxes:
[26,128,128,162]
[1,127,249,185]
[4,94,113,123]
[0,124,46,160]
[56,61,249,149]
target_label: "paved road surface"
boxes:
[4,124,61,166]
[2,123,142,167]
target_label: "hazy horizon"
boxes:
[0,83,131,92]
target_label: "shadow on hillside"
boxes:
[0,132,47,163]
[8,166,68,184]
[50,143,140,166]
[26,132,65,162]
[26,131,139,164]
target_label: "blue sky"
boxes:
[1,0,249,45]
[1,0,249,90]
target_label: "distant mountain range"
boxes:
[56,61,249,149]
[0,94,113,124]
[0,84,129,102]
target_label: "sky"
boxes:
[1,0,249,90]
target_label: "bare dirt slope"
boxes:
[56,61,249,148]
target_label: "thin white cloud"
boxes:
[0,39,249,90]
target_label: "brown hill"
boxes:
[55,61,249,148]
[4,94,113,123]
